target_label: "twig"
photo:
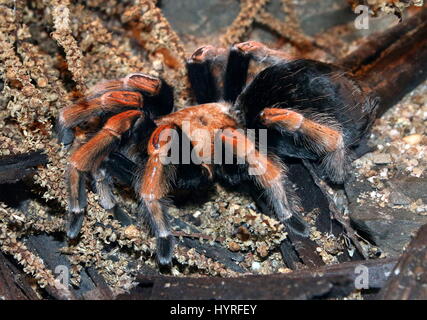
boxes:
[220,0,270,46]
[50,0,88,90]
[302,160,368,259]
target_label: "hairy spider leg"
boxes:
[223,41,298,104]
[186,46,226,104]
[260,108,347,183]
[233,41,296,64]
[218,127,309,236]
[187,44,250,104]
[60,91,142,130]
[137,124,178,265]
[187,41,296,106]
[223,48,250,103]
[58,73,174,145]
[66,110,144,239]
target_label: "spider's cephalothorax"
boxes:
[57,41,378,265]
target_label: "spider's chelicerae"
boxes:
[57,41,379,265]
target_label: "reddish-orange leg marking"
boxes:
[260,108,347,183]
[137,124,178,264]
[60,91,142,129]
[189,45,228,64]
[219,127,309,235]
[233,41,296,63]
[66,110,144,239]
[58,73,162,145]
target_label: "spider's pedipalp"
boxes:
[260,108,347,183]
[219,127,309,236]
[87,73,162,98]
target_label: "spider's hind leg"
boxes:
[218,127,309,236]
[260,108,348,183]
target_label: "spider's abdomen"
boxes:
[237,59,378,147]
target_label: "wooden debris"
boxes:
[338,9,427,73]
[0,251,39,300]
[379,223,427,299]
[118,257,397,300]
[0,151,48,184]
[346,7,427,116]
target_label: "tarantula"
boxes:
[57,41,378,265]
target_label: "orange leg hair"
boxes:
[233,41,296,63]
[66,110,143,239]
[260,108,347,183]
[137,124,178,264]
[189,45,228,64]
[219,127,309,236]
[58,73,162,145]
[60,91,142,130]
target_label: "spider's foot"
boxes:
[233,41,268,57]
[189,45,226,63]
[284,213,310,237]
[56,120,75,146]
[66,211,84,239]
[156,234,175,265]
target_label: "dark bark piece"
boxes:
[0,252,40,300]
[338,9,427,73]
[378,223,427,300]
[118,257,397,300]
[302,160,368,260]
[345,175,427,257]
[279,237,301,270]
[353,8,427,117]
[0,151,48,184]
[287,232,326,269]
[169,215,247,273]
[25,234,95,299]
[82,267,115,300]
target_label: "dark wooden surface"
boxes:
[118,257,397,300]
[378,224,427,299]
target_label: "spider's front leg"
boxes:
[66,110,144,238]
[260,108,347,183]
[186,46,228,104]
[232,41,296,64]
[136,124,178,265]
[219,127,309,236]
[57,73,173,145]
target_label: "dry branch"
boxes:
[220,0,270,46]
[119,257,397,300]
[379,223,427,299]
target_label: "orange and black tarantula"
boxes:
[57,41,379,265]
